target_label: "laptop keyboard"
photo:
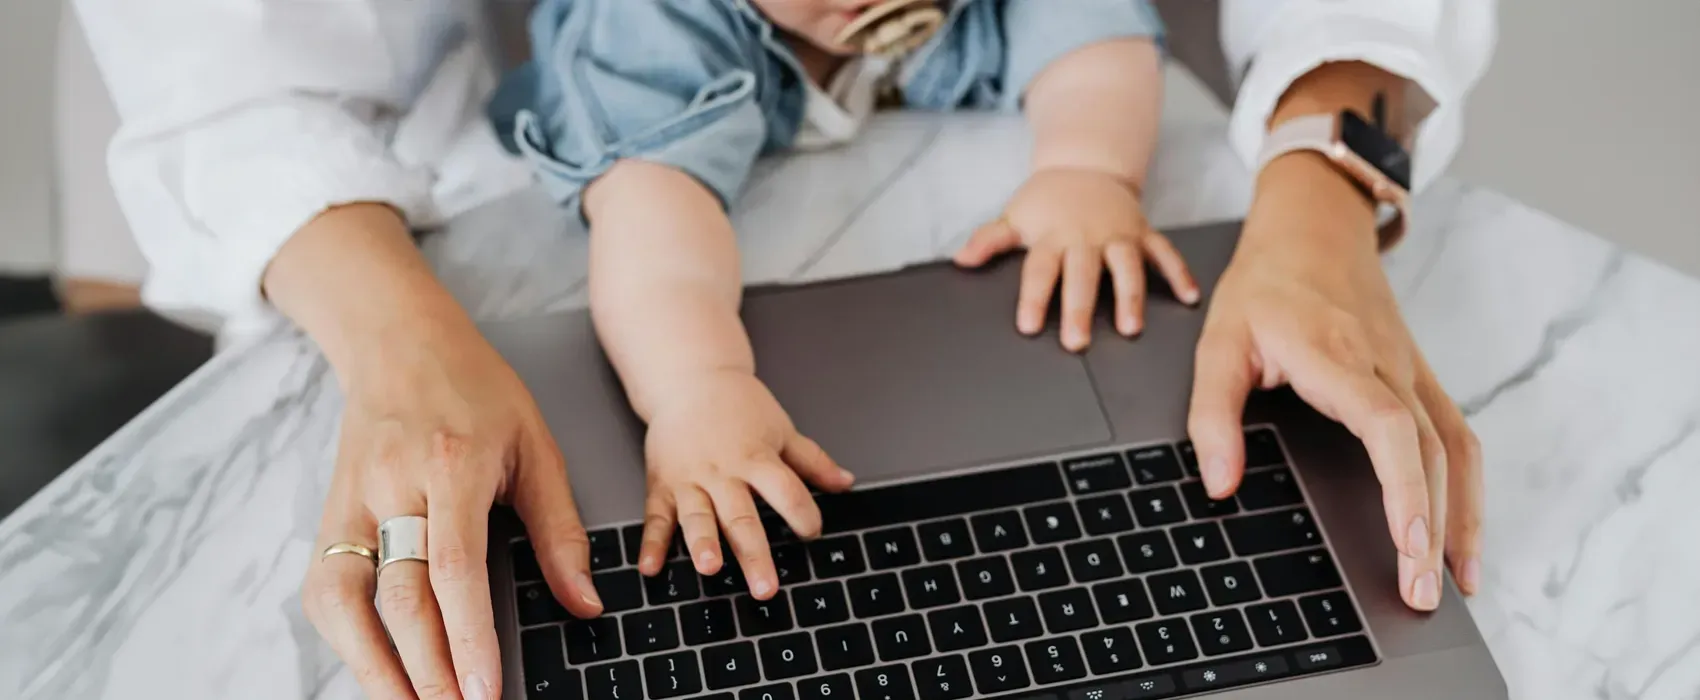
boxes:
[511,426,1377,700]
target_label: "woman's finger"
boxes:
[376,560,462,700]
[1385,379,1448,612]
[954,218,1022,268]
[1059,246,1103,352]
[638,486,680,576]
[303,551,413,700]
[1141,231,1200,305]
[426,459,503,700]
[703,477,778,599]
[675,485,724,575]
[1102,240,1146,337]
[1416,362,1484,595]
[1187,323,1258,498]
[1017,247,1063,336]
[511,429,603,619]
[782,434,855,494]
[743,457,826,540]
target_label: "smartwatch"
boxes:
[1256,109,1414,249]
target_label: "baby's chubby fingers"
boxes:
[743,457,826,541]
[1103,240,1146,336]
[1059,246,1103,352]
[636,488,678,576]
[782,435,855,494]
[954,218,1022,269]
[1142,232,1201,305]
[674,485,724,575]
[1018,247,1063,336]
[703,477,780,599]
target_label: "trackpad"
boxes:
[745,261,1111,482]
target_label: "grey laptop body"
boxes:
[482,221,1508,700]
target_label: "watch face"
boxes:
[1340,111,1412,191]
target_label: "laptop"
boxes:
[483,221,1507,700]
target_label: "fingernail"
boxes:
[574,571,602,608]
[752,577,775,597]
[462,674,490,700]
[697,548,719,570]
[1406,517,1431,559]
[1462,558,1481,593]
[1183,287,1201,305]
[1203,457,1230,495]
[1412,571,1440,610]
[836,467,856,484]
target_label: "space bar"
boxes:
[816,462,1067,534]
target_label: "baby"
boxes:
[493,0,1199,597]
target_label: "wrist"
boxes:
[636,365,758,421]
[1247,151,1379,253]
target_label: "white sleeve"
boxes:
[1222,0,1498,192]
[72,0,452,326]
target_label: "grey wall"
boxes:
[0,0,60,274]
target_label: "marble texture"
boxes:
[2,114,1699,700]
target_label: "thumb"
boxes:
[954,218,1022,268]
[1188,323,1257,498]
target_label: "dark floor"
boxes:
[0,276,59,317]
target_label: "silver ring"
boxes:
[377,515,429,574]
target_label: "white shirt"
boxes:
[72,0,1497,331]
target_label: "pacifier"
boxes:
[834,0,945,58]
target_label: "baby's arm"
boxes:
[583,162,853,598]
[956,38,1200,350]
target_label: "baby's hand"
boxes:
[637,369,854,599]
[955,167,1200,351]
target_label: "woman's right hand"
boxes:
[271,205,602,700]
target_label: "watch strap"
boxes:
[1256,113,1408,250]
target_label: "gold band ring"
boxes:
[321,542,379,566]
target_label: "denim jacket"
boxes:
[490,0,1164,213]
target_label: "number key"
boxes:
[1134,618,1199,665]
[968,646,1032,694]
[1023,636,1087,685]
[1190,609,1254,656]
[855,664,917,700]
[797,673,854,700]
[1080,627,1142,675]
[1246,600,1309,646]
[911,654,973,700]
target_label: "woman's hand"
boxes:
[271,205,601,700]
[955,167,1200,352]
[637,369,854,597]
[1187,153,1483,612]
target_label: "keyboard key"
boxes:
[900,565,961,609]
[623,525,644,566]
[1091,578,1155,623]
[955,556,1016,600]
[1244,427,1286,468]
[807,537,866,578]
[917,519,975,561]
[968,646,1032,694]
[517,583,568,626]
[1177,441,1200,476]
[584,660,641,700]
[969,511,1029,552]
[594,569,645,613]
[1200,561,1261,606]
[1247,600,1309,647]
[1128,486,1187,528]
[854,664,917,700]
[1135,618,1199,665]
[1023,503,1083,544]
[739,683,795,700]
[1037,587,1098,633]
[796,673,854,700]
[792,581,851,628]
[760,514,799,545]
[871,614,932,661]
[1236,468,1303,510]
[1294,643,1344,671]
[847,573,905,618]
[702,641,761,690]
[983,596,1045,642]
[816,462,1066,534]
[863,527,921,570]
[1179,480,1239,519]
[520,626,581,700]
[645,560,702,606]
[643,651,702,699]
[737,591,795,636]
[1127,445,1184,485]
[1147,570,1208,615]
[1224,508,1323,556]
[1170,522,1232,565]
[759,632,819,680]
[1011,548,1069,591]
[1075,494,1137,536]
[588,529,623,571]
[703,560,748,597]
[682,599,739,645]
[1255,549,1343,598]
[1191,609,1254,655]
[1063,539,1124,582]
[1024,637,1087,685]
[1116,531,1179,574]
[512,541,544,583]
[926,605,989,652]
[564,617,622,664]
[814,622,876,671]
[621,609,680,655]
[911,654,973,700]
[1299,591,1363,636]
[1181,654,1292,692]
[1080,627,1142,675]
[773,543,813,585]
[1062,452,1132,494]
